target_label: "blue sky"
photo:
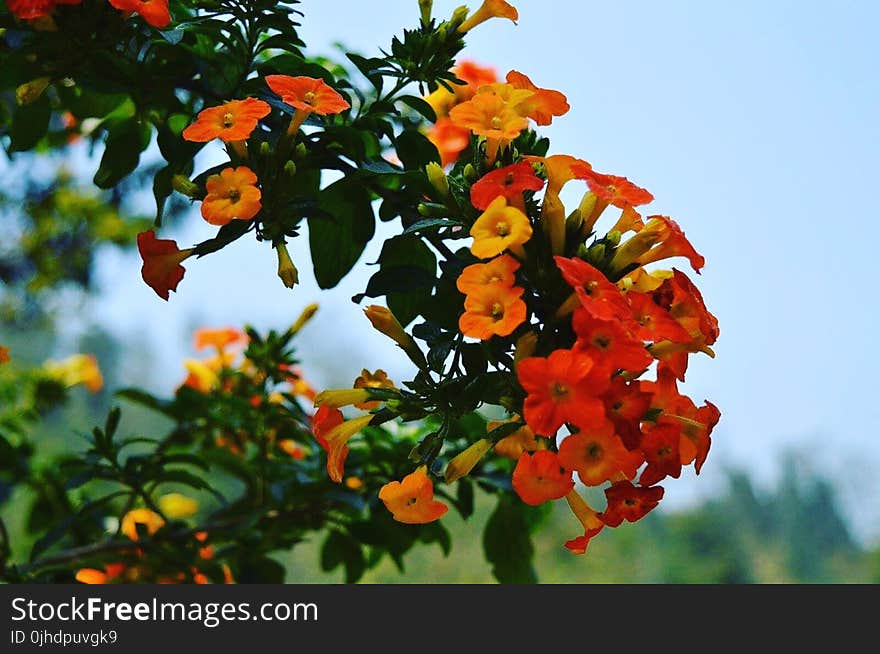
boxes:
[56,1,880,538]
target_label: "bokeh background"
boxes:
[2,0,878,582]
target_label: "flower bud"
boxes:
[172,174,200,198]
[290,302,318,335]
[276,242,299,289]
[284,160,297,176]
[445,439,493,483]
[364,305,428,369]
[295,143,308,158]
[425,162,449,198]
[314,388,371,409]
[259,141,272,156]
[463,163,478,182]
[419,0,433,25]
[514,331,537,366]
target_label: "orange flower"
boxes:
[201,166,261,226]
[449,91,529,142]
[379,467,448,524]
[511,451,574,506]
[182,98,269,143]
[527,155,593,197]
[572,309,653,373]
[121,508,165,541]
[266,75,350,116]
[108,0,170,27]
[194,327,246,352]
[470,162,545,211]
[456,254,520,295]
[555,256,632,322]
[353,369,396,410]
[490,419,539,459]
[0,346,9,365]
[557,423,643,486]
[137,230,193,301]
[427,117,472,166]
[75,563,125,585]
[279,439,307,460]
[583,170,654,208]
[317,413,373,484]
[459,284,527,340]
[564,528,604,556]
[425,61,498,117]
[505,71,569,126]
[602,377,653,450]
[516,349,610,437]
[470,196,533,259]
[458,0,518,33]
[600,481,664,527]
[638,422,682,486]
[563,490,604,555]
[636,216,706,273]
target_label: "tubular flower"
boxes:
[353,369,396,410]
[505,70,570,126]
[490,419,539,459]
[626,292,693,344]
[456,254,520,295]
[266,75,350,116]
[445,439,494,483]
[527,155,592,197]
[137,230,193,301]
[44,354,103,393]
[121,508,165,541]
[470,162,545,211]
[182,98,270,143]
[458,0,518,33]
[425,61,498,117]
[572,308,653,373]
[602,377,653,450]
[314,388,371,409]
[182,357,222,393]
[638,423,682,486]
[427,117,472,166]
[557,424,644,486]
[600,481,664,527]
[107,0,170,28]
[636,216,706,273]
[459,284,527,340]
[449,91,530,142]
[516,348,611,437]
[470,196,533,259]
[583,170,654,208]
[201,166,262,226]
[194,327,246,353]
[564,490,604,555]
[512,450,574,506]
[319,414,373,484]
[379,467,448,524]
[555,256,632,321]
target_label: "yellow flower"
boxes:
[470,196,532,259]
[121,508,165,541]
[43,354,103,393]
[458,0,518,33]
[353,369,397,410]
[322,414,374,483]
[158,493,199,519]
[314,388,371,409]
[445,439,493,483]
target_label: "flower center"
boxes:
[491,116,503,130]
[583,280,598,297]
[624,498,637,506]
[587,443,602,459]
[495,221,509,236]
[304,91,317,105]
[593,335,611,350]
[228,189,241,202]
[407,497,418,506]
[491,302,504,320]
[504,172,515,186]
[551,382,569,399]
[222,112,235,128]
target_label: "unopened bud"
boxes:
[16,77,50,106]
[276,242,299,289]
[284,160,297,176]
[172,174,200,198]
[425,162,449,198]
[463,163,478,182]
[605,230,621,247]
[419,0,433,25]
[290,302,318,335]
[514,331,538,366]
[445,439,493,483]
[295,143,308,159]
[259,141,271,156]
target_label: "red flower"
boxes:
[583,170,654,208]
[427,117,472,166]
[564,527,603,555]
[555,256,632,321]
[470,162,545,211]
[626,292,692,343]
[602,377,653,451]
[557,423,643,487]
[108,0,171,28]
[8,0,80,21]
[137,230,192,301]
[265,75,350,116]
[512,451,574,506]
[638,423,682,486]
[572,309,652,373]
[517,349,610,436]
[600,481,664,527]
[638,216,705,273]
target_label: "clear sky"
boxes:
[69,1,880,539]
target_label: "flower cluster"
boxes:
[137,76,350,300]
[8,0,171,27]
[313,3,720,555]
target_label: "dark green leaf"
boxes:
[483,496,540,584]
[9,95,51,152]
[321,531,366,583]
[395,129,440,169]
[399,95,437,122]
[93,119,151,189]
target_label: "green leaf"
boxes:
[93,119,151,189]
[399,95,437,122]
[402,218,465,235]
[395,129,440,169]
[321,530,366,583]
[483,496,541,584]
[380,235,437,326]
[308,177,375,289]
[9,95,51,152]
